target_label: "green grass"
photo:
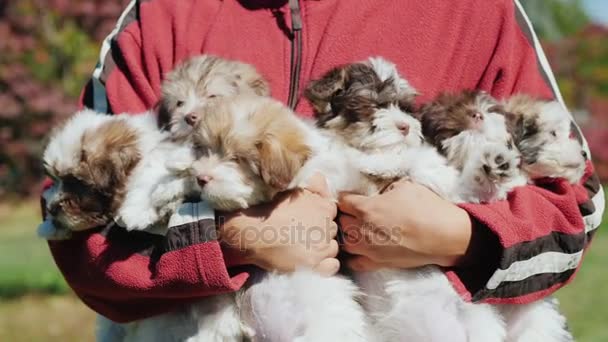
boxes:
[0,192,606,341]
[0,201,69,297]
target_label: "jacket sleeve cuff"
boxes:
[444,210,502,302]
[163,201,249,291]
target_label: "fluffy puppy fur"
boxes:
[503,94,586,184]
[185,94,373,342]
[305,58,509,342]
[94,56,274,342]
[38,109,195,239]
[420,91,577,342]
[304,57,458,199]
[498,94,583,342]
[419,90,527,203]
[158,54,270,141]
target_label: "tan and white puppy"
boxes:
[186,94,372,342]
[158,54,270,141]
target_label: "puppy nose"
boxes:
[472,112,484,121]
[397,122,410,135]
[184,113,199,126]
[197,175,212,187]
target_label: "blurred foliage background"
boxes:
[0,0,606,341]
[0,0,130,198]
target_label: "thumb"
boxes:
[337,192,368,217]
[302,172,332,199]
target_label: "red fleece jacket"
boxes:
[45,0,603,322]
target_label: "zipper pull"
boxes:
[289,0,302,31]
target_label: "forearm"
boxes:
[448,162,601,304]
[47,201,249,323]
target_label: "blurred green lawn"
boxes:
[0,191,606,341]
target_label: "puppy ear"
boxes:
[255,134,311,190]
[304,66,348,117]
[79,121,141,190]
[233,64,271,96]
[418,101,448,150]
[505,110,538,144]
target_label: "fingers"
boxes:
[313,258,341,276]
[327,220,339,239]
[339,214,368,256]
[325,238,339,258]
[337,192,368,216]
[303,172,332,198]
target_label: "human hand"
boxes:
[217,173,340,276]
[338,180,472,271]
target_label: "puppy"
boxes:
[497,94,584,342]
[305,57,459,199]
[119,55,271,230]
[158,54,270,141]
[187,94,372,342]
[503,94,586,184]
[419,90,527,203]
[420,90,580,342]
[38,110,195,239]
[305,58,508,342]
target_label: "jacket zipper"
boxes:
[287,0,303,109]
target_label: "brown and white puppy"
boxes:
[305,57,420,152]
[38,110,194,238]
[158,55,270,141]
[498,94,582,342]
[419,90,525,203]
[420,91,577,342]
[303,57,462,200]
[39,112,141,238]
[503,94,586,184]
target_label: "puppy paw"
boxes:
[475,143,518,184]
[118,207,160,231]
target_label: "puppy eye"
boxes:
[176,101,184,107]
[550,130,557,137]
[208,95,218,99]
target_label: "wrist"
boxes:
[220,242,255,267]
[215,210,257,267]
[424,204,472,267]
